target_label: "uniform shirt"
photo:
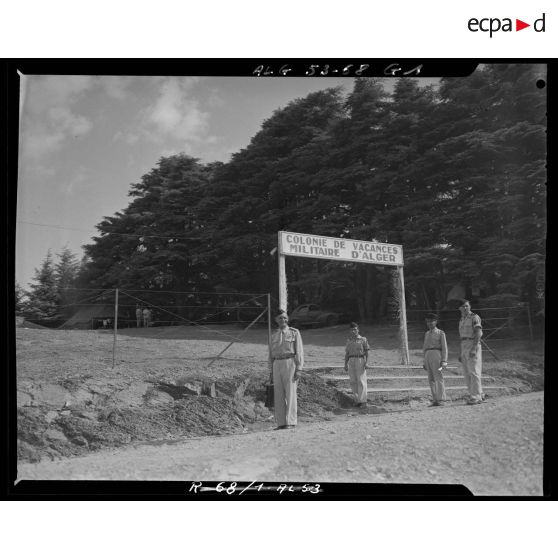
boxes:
[459,312,482,339]
[423,328,448,361]
[271,326,304,369]
[136,308,142,318]
[345,335,370,358]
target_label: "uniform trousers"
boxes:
[461,340,483,401]
[348,357,368,403]
[273,358,298,426]
[424,350,447,402]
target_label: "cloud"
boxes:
[20,75,94,160]
[60,167,90,195]
[99,76,134,100]
[22,108,92,160]
[48,106,92,135]
[112,130,140,145]
[206,88,225,108]
[26,75,94,114]
[143,77,210,143]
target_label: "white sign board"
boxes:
[279,231,403,266]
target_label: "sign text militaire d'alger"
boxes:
[278,231,403,266]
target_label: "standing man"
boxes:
[136,304,142,328]
[270,309,304,430]
[458,299,484,405]
[422,313,448,406]
[143,306,151,328]
[344,322,370,407]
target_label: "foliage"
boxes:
[74,65,546,321]
[23,250,59,319]
[15,282,27,313]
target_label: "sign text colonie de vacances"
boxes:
[279,232,404,266]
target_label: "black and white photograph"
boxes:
[10,62,547,497]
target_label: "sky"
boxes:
[15,74,436,289]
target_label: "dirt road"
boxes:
[17,391,544,496]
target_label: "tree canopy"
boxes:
[73,64,545,322]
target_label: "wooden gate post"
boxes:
[112,288,118,369]
[278,232,287,311]
[267,293,273,377]
[398,266,410,365]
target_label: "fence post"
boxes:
[112,288,119,369]
[267,293,273,380]
[526,302,534,343]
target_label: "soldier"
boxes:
[344,322,370,407]
[422,313,448,406]
[458,299,484,405]
[136,304,142,328]
[270,309,304,430]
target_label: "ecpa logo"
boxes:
[468,13,546,37]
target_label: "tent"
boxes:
[60,304,115,329]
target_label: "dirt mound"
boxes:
[17,373,344,463]
[485,359,544,391]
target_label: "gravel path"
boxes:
[17,392,544,496]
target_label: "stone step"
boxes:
[311,366,462,378]
[309,364,459,370]
[320,375,497,388]
[321,374,490,381]
[339,385,511,395]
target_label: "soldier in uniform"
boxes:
[270,310,304,430]
[344,322,370,407]
[458,299,484,405]
[136,304,142,328]
[422,313,448,406]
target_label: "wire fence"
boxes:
[17,288,278,368]
[17,288,538,369]
[39,288,275,330]
[403,304,535,342]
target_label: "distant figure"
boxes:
[136,304,142,328]
[458,300,484,405]
[344,322,370,407]
[422,313,448,407]
[143,306,151,328]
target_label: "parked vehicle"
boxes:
[289,304,344,328]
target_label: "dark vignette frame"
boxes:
[2,58,553,501]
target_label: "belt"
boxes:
[348,355,365,359]
[460,337,475,340]
[273,354,295,360]
[425,348,441,351]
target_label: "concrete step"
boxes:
[311,366,462,378]
[320,375,499,388]
[338,386,514,399]
[320,374,492,381]
[367,386,508,393]
[309,364,459,370]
